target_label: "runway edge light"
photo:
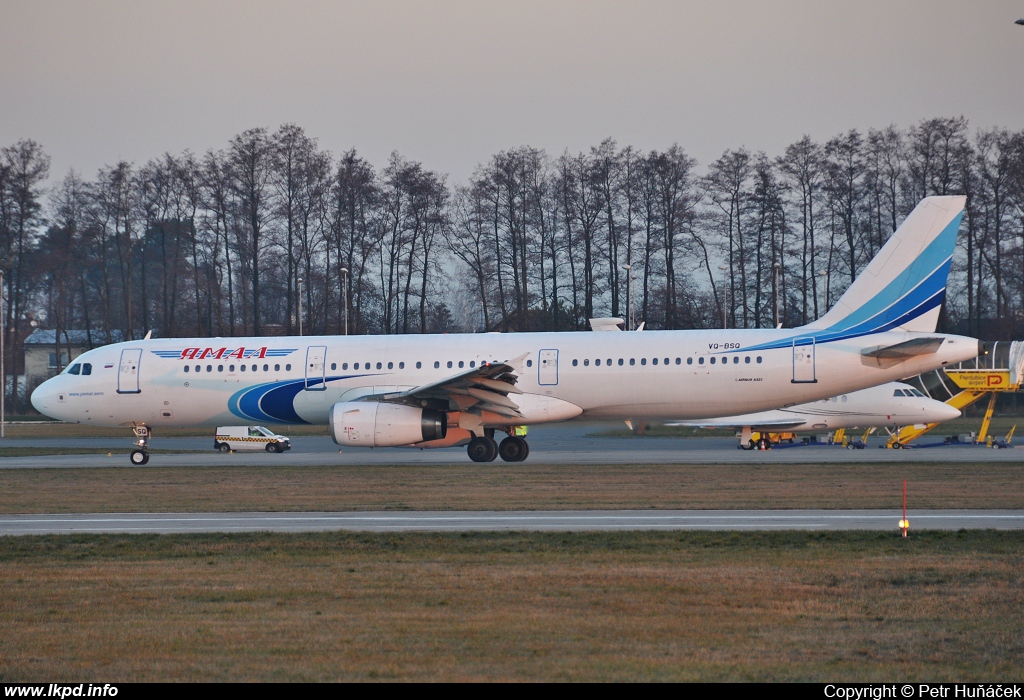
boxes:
[899,479,910,538]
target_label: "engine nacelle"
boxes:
[329,401,447,447]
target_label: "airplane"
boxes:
[668,381,961,449]
[30,196,981,465]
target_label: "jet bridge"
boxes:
[893,340,1024,447]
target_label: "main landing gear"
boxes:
[466,429,530,463]
[129,425,150,465]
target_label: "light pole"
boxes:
[622,264,633,331]
[340,268,349,335]
[773,262,781,328]
[297,277,304,336]
[718,264,729,329]
[1,269,4,439]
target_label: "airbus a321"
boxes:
[31,196,981,464]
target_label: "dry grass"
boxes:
[0,531,1022,681]
[1,462,1022,514]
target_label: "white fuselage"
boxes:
[673,381,962,432]
[31,328,979,432]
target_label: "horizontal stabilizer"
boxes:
[861,337,944,360]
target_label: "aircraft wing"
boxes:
[667,418,807,431]
[386,360,524,419]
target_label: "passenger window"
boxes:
[447,361,453,368]
[469,361,475,368]
[745,356,750,364]
[595,359,601,366]
[286,364,292,371]
[184,365,190,373]
[375,362,381,369]
[699,357,704,365]
[687,357,693,365]
[618,359,624,366]
[733,357,739,364]
[388,362,393,369]
[675,358,680,365]
[458,361,464,368]
[229,365,235,372]
[664,358,670,365]
[572,359,578,366]
[630,358,635,366]
[842,395,848,402]
[652,358,658,365]
[274,364,280,371]
[756,356,762,363]
[218,365,224,372]
[607,359,612,367]
[399,362,405,369]
[711,357,717,365]
[641,358,647,365]
[584,359,590,366]
[527,360,533,367]
[240,365,245,372]
[207,365,212,372]
[263,364,269,371]
[434,361,440,368]
[415,361,421,369]
[68,364,81,375]
[331,363,336,370]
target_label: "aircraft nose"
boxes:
[939,403,962,421]
[31,379,55,417]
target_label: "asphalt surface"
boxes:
[2,509,1022,535]
[1,422,1021,467]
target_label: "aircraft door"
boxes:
[792,337,817,383]
[117,348,142,394]
[305,346,327,390]
[538,349,558,386]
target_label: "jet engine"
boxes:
[329,401,447,447]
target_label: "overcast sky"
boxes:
[2,0,1022,182]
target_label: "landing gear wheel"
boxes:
[498,436,529,462]
[130,449,149,465]
[217,443,230,453]
[467,436,498,463]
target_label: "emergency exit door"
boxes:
[117,348,142,394]
[305,346,327,390]
[538,349,559,386]
[792,337,817,383]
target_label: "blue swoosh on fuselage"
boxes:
[228,375,370,424]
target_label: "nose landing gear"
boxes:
[130,425,150,465]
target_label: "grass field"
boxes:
[1,462,1022,513]
[1,531,1022,681]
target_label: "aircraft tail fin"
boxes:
[802,196,965,335]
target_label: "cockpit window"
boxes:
[911,389,924,397]
[82,363,92,376]
[893,389,906,397]
[67,364,81,375]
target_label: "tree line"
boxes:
[2,117,1023,407]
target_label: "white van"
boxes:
[214,426,291,453]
